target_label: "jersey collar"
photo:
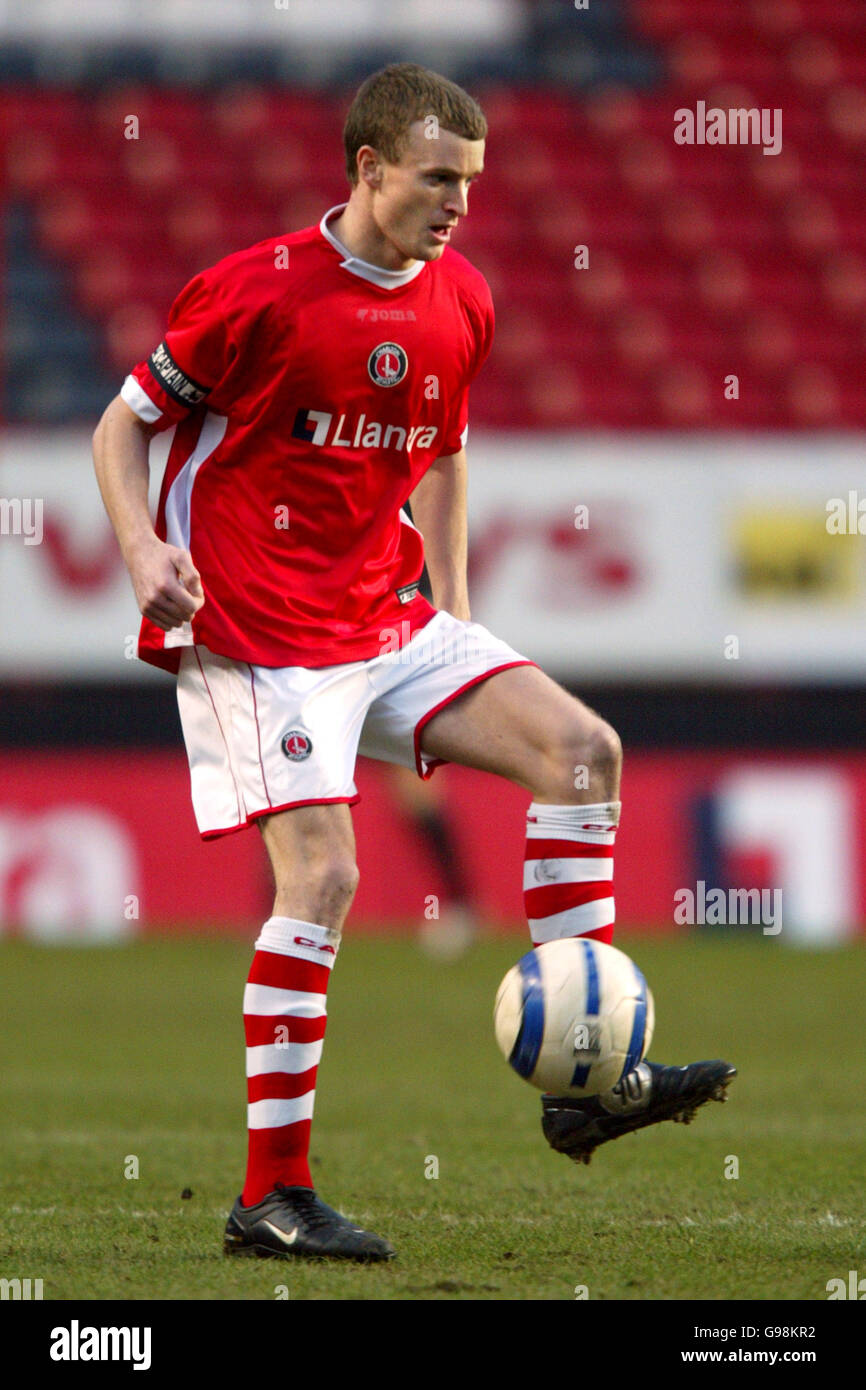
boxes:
[319,204,426,290]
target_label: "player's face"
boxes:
[371,122,484,266]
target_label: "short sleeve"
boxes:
[121,268,237,432]
[438,290,495,457]
[439,383,471,457]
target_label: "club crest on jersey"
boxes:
[368,342,408,388]
[281,730,313,761]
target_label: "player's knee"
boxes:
[584,718,622,782]
[269,846,359,924]
[303,854,359,911]
[330,856,361,904]
[554,714,621,798]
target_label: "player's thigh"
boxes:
[419,662,618,790]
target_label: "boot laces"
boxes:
[273,1183,334,1232]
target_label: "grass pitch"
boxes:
[1,931,864,1302]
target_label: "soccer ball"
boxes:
[493,938,655,1098]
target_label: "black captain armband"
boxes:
[147,341,210,408]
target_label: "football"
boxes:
[493,938,655,1098]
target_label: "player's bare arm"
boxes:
[409,448,470,620]
[93,395,204,632]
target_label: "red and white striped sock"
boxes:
[241,916,339,1208]
[524,801,621,946]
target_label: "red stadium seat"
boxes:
[819,251,866,318]
[785,362,843,424]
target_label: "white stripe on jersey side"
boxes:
[523,858,614,890]
[164,410,229,552]
[121,374,163,424]
[245,1039,325,1078]
[243,984,328,1017]
[248,1093,316,1130]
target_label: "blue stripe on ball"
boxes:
[568,940,601,1089]
[508,949,545,1080]
[580,938,600,1015]
[569,1062,592,1088]
[621,960,649,1081]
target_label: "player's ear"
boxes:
[356,145,383,189]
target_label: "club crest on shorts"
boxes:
[281,729,313,761]
[368,342,408,388]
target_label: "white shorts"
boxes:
[176,609,533,838]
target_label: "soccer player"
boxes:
[93,63,735,1263]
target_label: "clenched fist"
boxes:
[127,535,205,632]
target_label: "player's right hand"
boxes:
[127,536,205,632]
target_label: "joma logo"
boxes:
[356,308,417,322]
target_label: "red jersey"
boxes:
[121,204,494,672]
